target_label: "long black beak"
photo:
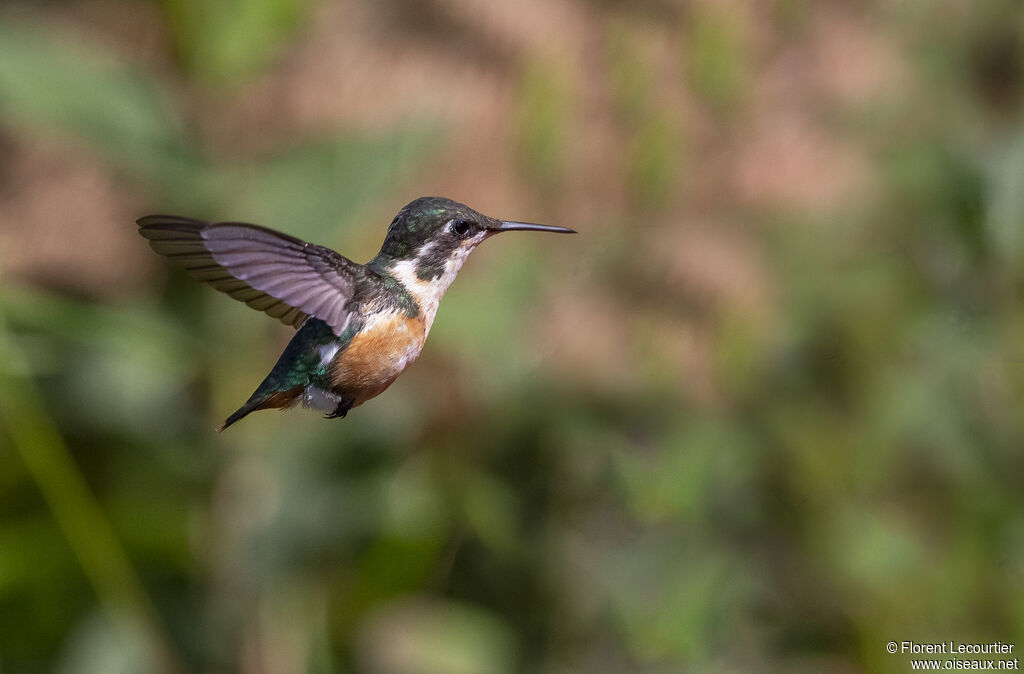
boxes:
[496,221,576,234]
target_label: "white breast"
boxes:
[302,386,341,412]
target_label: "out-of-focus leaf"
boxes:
[627,111,680,209]
[215,125,439,241]
[382,457,447,536]
[686,6,748,110]
[607,537,749,663]
[57,613,150,674]
[355,597,514,674]
[606,19,652,126]
[430,242,549,393]
[0,18,200,185]
[1,287,201,434]
[616,418,755,523]
[826,506,929,594]
[516,58,570,190]
[0,517,76,598]
[0,288,197,357]
[985,121,1024,264]
[160,0,311,83]
[461,473,519,555]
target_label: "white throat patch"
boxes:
[390,232,485,335]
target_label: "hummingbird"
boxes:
[139,197,575,430]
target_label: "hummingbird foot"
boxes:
[324,399,353,420]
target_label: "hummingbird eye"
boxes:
[451,219,474,239]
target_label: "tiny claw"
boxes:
[324,400,351,419]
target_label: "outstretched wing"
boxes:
[138,215,359,336]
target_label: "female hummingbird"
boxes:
[139,197,575,430]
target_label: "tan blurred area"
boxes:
[1,0,898,398]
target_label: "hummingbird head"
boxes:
[372,197,574,296]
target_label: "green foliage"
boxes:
[986,124,1024,264]
[2,1,1024,672]
[626,112,680,210]
[605,19,684,209]
[516,58,570,192]
[216,128,438,239]
[0,16,437,227]
[606,19,652,127]
[0,21,197,187]
[159,0,312,83]
[686,5,748,111]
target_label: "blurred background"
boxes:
[1,0,1023,671]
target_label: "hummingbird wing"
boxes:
[138,215,358,335]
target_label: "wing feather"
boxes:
[138,215,360,335]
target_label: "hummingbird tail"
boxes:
[217,386,304,432]
[217,406,252,432]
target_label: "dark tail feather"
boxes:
[217,403,257,432]
[217,386,303,432]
